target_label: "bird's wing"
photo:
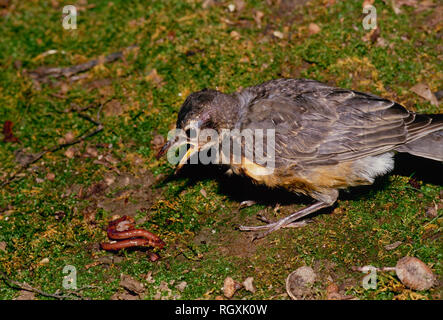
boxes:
[238,86,432,168]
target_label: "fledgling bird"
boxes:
[157,79,443,238]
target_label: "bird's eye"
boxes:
[185,127,199,138]
[185,128,192,138]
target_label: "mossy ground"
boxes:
[0,0,441,300]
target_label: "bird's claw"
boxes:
[239,200,257,209]
[239,218,311,240]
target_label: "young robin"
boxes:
[157,78,443,238]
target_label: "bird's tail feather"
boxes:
[395,114,443,161]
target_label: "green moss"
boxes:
[0,0,441,300]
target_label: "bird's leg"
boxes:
[256,213,310,228]
[239,201,330,239]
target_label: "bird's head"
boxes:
[156,88,240,172]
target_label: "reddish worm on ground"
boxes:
[100,215,165,251]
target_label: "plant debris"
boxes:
[242,277,256,293]
[384,241,403,251]
[2,121,19,143]
[285,266,317,300]
[27,45,138,83]
[410,83,439,106]
[223,276,242,298]
[119,274,145,295]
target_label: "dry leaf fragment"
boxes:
[375,37,388,48]
[425,205,437,218]
[110,292,139,300]
[254,10,264,27]
[230,30,241,40]
[326,283,341,299]
[64,147,76,159]
[14,290,36,300]
[103,99,125,116]
[223,276,242,298]
[202,0,215,9]
[85,146,98,158]
[175,281,188,292]
[362,26,380,43]
[326,283,355,300]
[234,0,246,11]
[390,0,403,14]
[273,30,284,39]
[64,132,75,144]
[14,149,36,166]
[148,251,160,262]
[145,69,164,87]
[396,0,418,5]
[120,274,145,294]
[242,277,256,293]
[2,121,19,143]
[308,23,321,35]
[384,241,402,250]
[46,172,55,181]
[239,56,250,63]
[410,83,439,106]
[86,78,112,91]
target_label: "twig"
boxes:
[0,270,81,300]
[27,45,138,83]
[352,266,396,273]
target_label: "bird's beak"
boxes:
[156,136,200,174]
[156,120,207,174]
[156,139,173,159]
[174,143,198,174]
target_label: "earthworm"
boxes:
[107,229,165,249]
[100,238,150,251]
[101,215,165,251]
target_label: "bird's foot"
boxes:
[256,213,311,228]
[239,200,257,209]
[238,201,329,240]
[239,219,310,240]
